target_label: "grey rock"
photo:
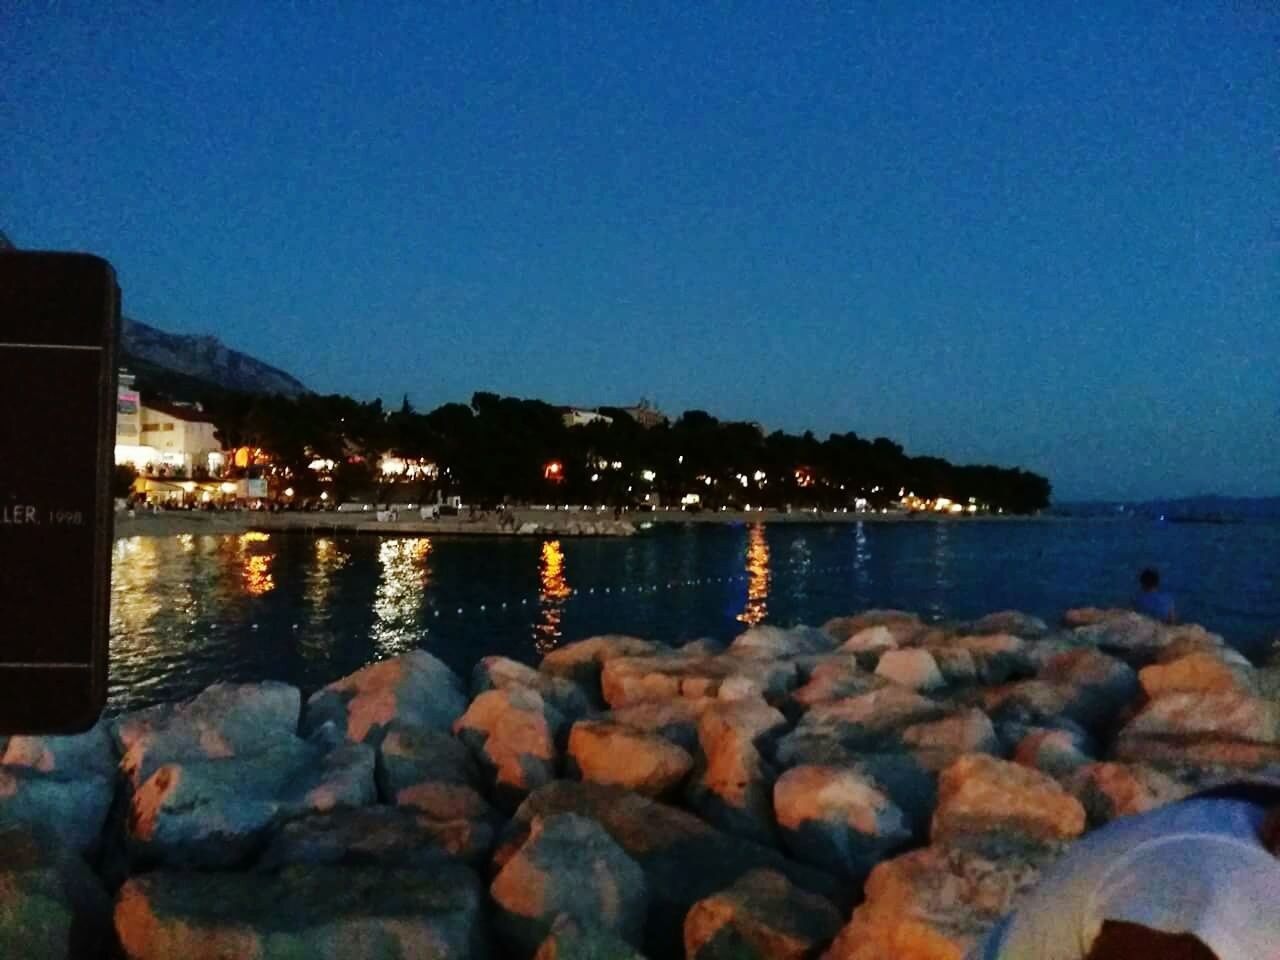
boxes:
[0,827,111,959]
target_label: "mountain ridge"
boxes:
[1,230,308,396]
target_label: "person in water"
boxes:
[972,781,1280,959]
[1134,567,1176,623]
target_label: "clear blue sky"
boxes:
[4,4,1276,501]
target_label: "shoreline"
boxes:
[112,507,1048,539]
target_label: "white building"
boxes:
[116,400,222,476]
[561,407,614,428]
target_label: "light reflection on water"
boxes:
[372,538,432,658]
[535,539,570,652]
[737,524,770,625]
[239,531,275,596]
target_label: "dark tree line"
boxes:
[137,372,1051,512]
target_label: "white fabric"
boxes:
[973,798,1280,960]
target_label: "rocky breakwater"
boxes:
[0,610,1277,958]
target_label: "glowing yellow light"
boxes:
[181,481,197,493]
[284,487,295,497]
[544,461,563,480]
[373,538,432,656]
[320,491,329,501]
[200,491,212,502]
[682,493,701,506]
[737,524,770,625]
[535,539,571,652]
[220,482,237,494]
[641,469,656,482]
[610,461,623,470]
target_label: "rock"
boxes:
[1038,649,1138,731]
[375,723,482,802]
[501,781,843,958]
[1063,607,1130,628]
[684,868,843,960]
[126,739,376,868]
[825,841,1060,960]
[875,649,944,691]
[603,699,713,752]
[491,813,648,956]
[934,634,1033,685]
[839,626,899,657]
[601,655,796,708]
[474,655,592,720]
[681,637,729,657]
[822,611,923,644]
[1138,652,1254,698]
[540,635,662,695]
[1070,612,1164,657]
[0,827,111,959]
[1111,735,1280,772]
[2,720,117,779]
[773,765,911,882]
[931,755,1086,847]
[533,916,648,960]
[1065,762,1192,827]
[303,650,468,746]
[454,687,565,809]
[901,709,1001,771]
[791,657,886,709]
[787,687,948,754]
[1013,728,1093,778]
[115,681,303,786]
[114,862,486,959]
[686,700,787,844]
[258,805,492,868]
[924,648,980,685]
[963,611,1049,638]
[569,720,694,798]
[1118,690,1280,744]
[0,767,114,857]
[982,681,1074,738]
[729,624,839,660]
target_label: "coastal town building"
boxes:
[113,371,224,476]
[560,407,614,428]
[619,399,668,428]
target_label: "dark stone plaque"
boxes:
[0,252,117,731]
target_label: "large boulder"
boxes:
[962,611,1049,638]
[303,650,467,746]
[1065,762,1192,827]
[601,655,796,708]
[1012,728,1093,779]
[728,624,839,660]
[1070,612,1165,658]
[773,765,911,882]
[474,655,592,720]
[491,813,648,957]
[533,916,648,960]
[2,720,117,779]
[453,687,565,809]
[931,755,1086,847]
[540,635,662,694]
[1138,652,1255,698]
[874,649,944,691]
[375,723,483,801]
[900,709,1001,771]
[568,721,693,798]
[780,687,947,760]
[684,868,842,960]
[838,626,899,660]
[0,767,114,857]
[114,862,486,959]
[791,658,886,709]
[1038,648,1139,730]
[1117,690,1280,744]
[114,681,302,786]
[126,739,376,868]
[0,828,111,959]
[602,698,715,752]
[258,804,493,868]
[825,841,1060,960]
[685,700,788,844]
[501,781,843,958]
[822,611,923,644]
[932,633,1033,685]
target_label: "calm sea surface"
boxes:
[108,520,1280,714]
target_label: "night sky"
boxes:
[4,5,1276,501]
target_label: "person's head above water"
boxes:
[1139,567,1160,592]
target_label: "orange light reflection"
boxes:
[737,524,770,625]
[535,539,571,652]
